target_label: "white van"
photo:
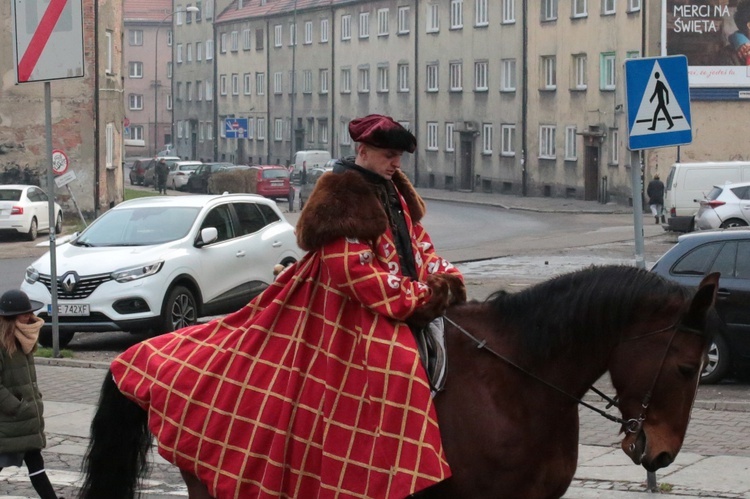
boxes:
[664,161,750,231]
[291,150,331,183]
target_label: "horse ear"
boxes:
[684,272,719,327]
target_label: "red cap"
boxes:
[348,114,417,153]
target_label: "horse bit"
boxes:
[442,315,703,436]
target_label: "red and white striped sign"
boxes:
[13,0,84,83]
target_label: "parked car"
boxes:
[299,160,335,210]
[291,150,331,183]
[143,156,181,187]
[167,161,202,191]
[694,181,750,231]
[128,158,151,186]
[249,165,292,201]
[21,194,303,347]
[650,228,750,383]
[187,162,235,193]
[0,185,63,241]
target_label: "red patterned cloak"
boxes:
[111,168,462,498]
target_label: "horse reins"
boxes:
[442,316,700,433]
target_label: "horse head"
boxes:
[608,272,719,472]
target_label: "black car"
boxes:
[186,162,234,193]
[651,228,750,383]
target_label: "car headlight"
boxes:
[25,266,39,284]
[111,261,164,283]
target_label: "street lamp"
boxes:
[153,6,199,156]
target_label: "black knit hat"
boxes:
[0,290,43,317]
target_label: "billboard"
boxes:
[664,0,750,87]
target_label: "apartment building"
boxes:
[124,0,174,157]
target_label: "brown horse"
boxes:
[80,266,718,499]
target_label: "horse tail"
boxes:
[79,368,151,499]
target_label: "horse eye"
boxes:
[678,364,699,378]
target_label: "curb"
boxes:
[34,356,110,369]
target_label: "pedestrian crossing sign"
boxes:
[625,55,692,151]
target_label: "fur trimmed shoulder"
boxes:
[295,169,426,252]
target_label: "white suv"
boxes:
[21,194,302,347]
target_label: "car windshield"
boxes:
[0,189,22,201]
[73,206,200,246]
[179,164,200,172]
[262,169,289,179]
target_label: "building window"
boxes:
[304,21,313,44]
[274,119,283,141]
[243,29,251,50]
[341,121,352,145]
[542,0,558,21]
[359,12,370,38]
[195,1,202,22]
[176,44,183,63]
[196,80,202,101]
[539,125,556,159]
[397,63,409,92]
[167,94,173,110]
[220,33,227,53]
[449,62,462,91]
[131,125,144,141]
[341,15,351,40]
[628,0,641,12]
[482,123,493,154]
[244,73,252,95]
[186,4,193,23]
[445,122,455,151]
[205,0,213,18]
[247,118,254,139]
[377,66,389,92]
[128,61,143,78]
[427,4,439,32]
[128,94,143,110]
[256,73,265,95]
[565,126,577,160]
[128,29,143,46]
[572,0,587,18]
[274,25,282,47]
[231,74,239,95]
[205,80,212,100]
[320,69,329,93]
[256,28,265,50]
[199,122,204,142]
[610,129,619,164]
[289,23,297,46]
[377,8,389,36]
[426,122,439,150]
[186,43,193,62]
[501,58,516,91]
[176,6,183,25]
[105,123,114,168]
[303,70,313,93]
[177,121,183,139]
[306,118,315,143]
[319,120,329,143]
[501,124,515,156]
[358,67,370,93]
[602,0,615,15]
[205,39,213,60]
[341,68,351,93]
[426,63,438,92]
[274,72,283,94]
[450,0,463,29]
[502,0,515,23]
[220,75,227,95]
[320,18,329,42]
[231,31,239,51]
[542,56,557,90]
[288,70,296,94]
[207,122,213,140]
[176,82,182,101]
[196,41,202,61]
[257,118,266,140]
[600,52,616,90]
[167,62,172,78]
[474,61,488,91]
[167,30,173,46]
[398,6,410,34]
[475,0,489,26]
[573,54,587,90]
[186,81,192,101]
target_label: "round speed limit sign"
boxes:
[52,149,69,175]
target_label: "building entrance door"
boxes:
[584,145,599,201]
[459,135,474,191]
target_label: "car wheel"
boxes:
[55,212,63,234]
[39,330,76,348]
[160,285,198,333]
[720,219,748,229]
[701,334,731,384]
[25,217,38,241]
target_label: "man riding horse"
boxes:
[109,114,466,498]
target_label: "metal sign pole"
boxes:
[631,150,646,270]
[44,82,60,357]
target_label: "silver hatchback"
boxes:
[694,181,750,230]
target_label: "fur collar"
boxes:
[296,168,425,252]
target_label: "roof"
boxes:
[124,0,174,23]
[216,0,346,24]
[118,193,268,209]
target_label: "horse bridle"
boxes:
[442,315,705,434]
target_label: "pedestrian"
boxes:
[0,290,62,499]
[111,114,466,497]
[155,158,170,195]
[647,173,666,224]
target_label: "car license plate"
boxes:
[49,304,90,316]
[271,181,283,186]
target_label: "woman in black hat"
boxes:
[0,290,61,498]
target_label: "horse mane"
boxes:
[484,265,691,359]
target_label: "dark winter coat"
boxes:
[0,345,46,454]
[647,179,665,205]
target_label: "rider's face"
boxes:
[356,144,403,180]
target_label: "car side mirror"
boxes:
[196,227,218,247]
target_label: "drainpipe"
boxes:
[289,0,298,164]
[213,22,219,161]
[521,0,528,197]
[93,0,101,217]
[413,0,419,186]
[330,6,335,156]
[266,19,271,164]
